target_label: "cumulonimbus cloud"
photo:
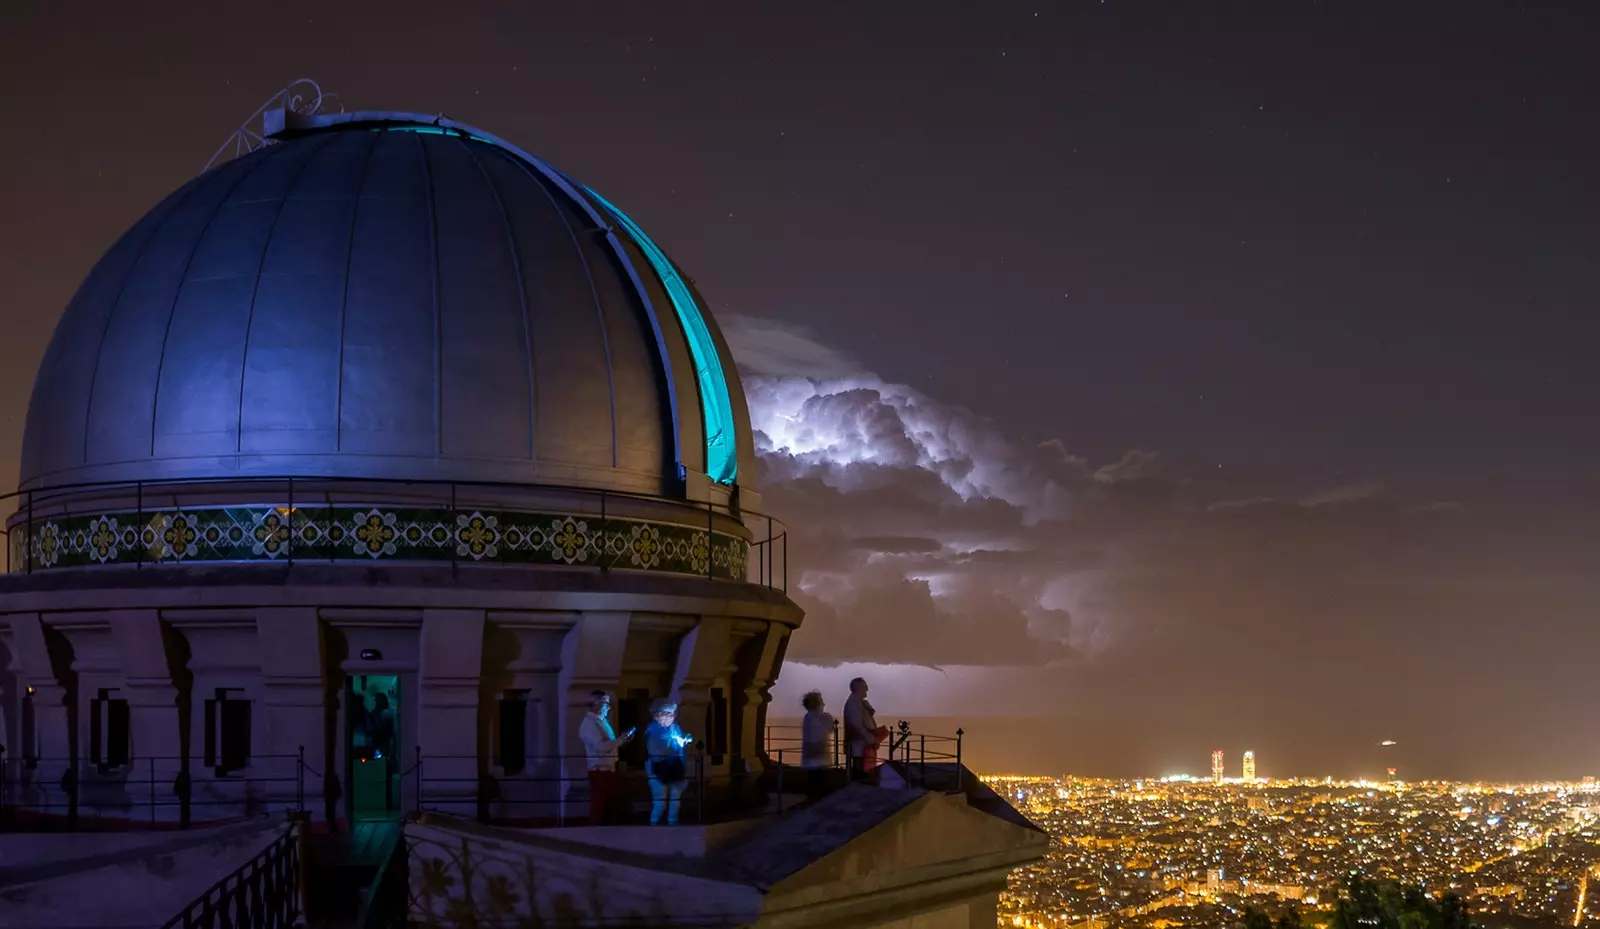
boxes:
[725,314,1483,675]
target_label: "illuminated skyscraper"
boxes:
[1212,749,1225,784]
[1242,751,1256,782]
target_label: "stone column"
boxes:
[418,609,485,817]
[556,612,630,819]
[108,609,185,823]
[256,609,326,815]
[9,613,73,811]
[0,630,17,776]
[669,615,731,782]
[736,626,788,773]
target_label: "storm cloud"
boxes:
[726,315,1600,779]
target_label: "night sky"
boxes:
[3,2,1598,780]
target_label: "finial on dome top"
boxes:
[203,78,341,173]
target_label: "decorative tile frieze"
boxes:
[7,505,749,581]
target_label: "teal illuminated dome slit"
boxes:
[583,187,739,485]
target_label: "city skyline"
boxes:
[993,773,1600,929]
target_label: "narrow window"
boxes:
[90,689,130,771]
[204,688,252,774]
[710,688,729,759]
[496,693,528,775]
[21,686,36,761]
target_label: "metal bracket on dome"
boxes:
[203,79,342,173]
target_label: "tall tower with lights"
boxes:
[1242,751,1256,782]
[1212,749,1225,784]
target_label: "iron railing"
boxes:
[0,473,789,591]
[764,721,843,768]
[158,817,302,929]
[886,720,967,793]
[2,729,967,832]
[768,720,967,793]
[0,747,304,831]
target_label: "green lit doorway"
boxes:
[347,675,401,821]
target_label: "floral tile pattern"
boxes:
[7,505,749,580]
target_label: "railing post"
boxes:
[766,516,774,588]
[179,766,192,829]
[415,746,423,812]
[955,728,964,793]
[919,734,926,788]
[599,489,608,572]
[782,530,787,594]
[697,744,707,824]
[149,756,156,826]
[776,749,784,814]
[286,477,294,566]
[66,760,78,830]
[289,808,312,923]
[297,745,306,811]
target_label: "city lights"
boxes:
[988,773,1600,929]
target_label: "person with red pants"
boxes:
[579,691,634,824]
[843,678,889,781]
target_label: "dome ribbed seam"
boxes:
[492,148,620,469]
[415,131,443,456]
[232,135,338,453]
[75,178,206,470]
[148,144,294,459]
[456,136,537,461]
[333,131,383,452]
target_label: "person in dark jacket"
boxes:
[644,699,692,825]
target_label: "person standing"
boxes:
[842,678,888,781]
[578,691,633,824]
[644,700,691,825]
[800,691,836,798]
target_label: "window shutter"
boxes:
[89,698,104,765]
[204,699,217,768]
[498,699,527,775]
[221,700,251,772]
[108,700,131,767]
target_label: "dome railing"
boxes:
[0,475,788,592]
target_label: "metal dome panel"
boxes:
[19,116,748,499]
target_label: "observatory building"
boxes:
[0,105,1043,927]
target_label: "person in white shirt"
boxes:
[578,690,633,824]
[842,677,887,781]
[800,691,836,798]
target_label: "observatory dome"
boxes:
[19,113,755,500]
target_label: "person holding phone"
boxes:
[644,700,692,825]
[579,691,633,824]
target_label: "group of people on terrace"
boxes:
[576,676,892,826]
[579,691,693,826]
[800,677,890,786]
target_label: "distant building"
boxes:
[1242,751,1256,782]
[1388,766,1399,783]
[1212,750,1225,784]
